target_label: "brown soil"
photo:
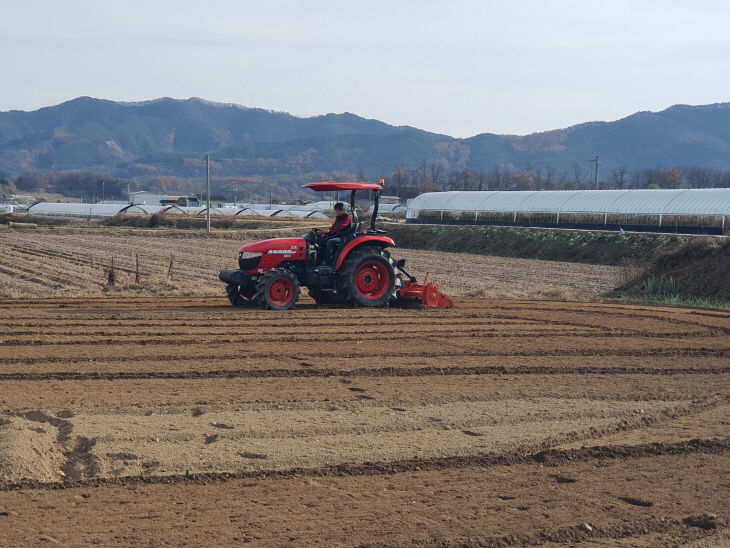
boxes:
[0,297,728,546]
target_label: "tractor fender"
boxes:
[335,236,395,270]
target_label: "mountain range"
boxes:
[2,96,730,189]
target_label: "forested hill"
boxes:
[2,97,730,187]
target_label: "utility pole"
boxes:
[206,154,211,233]
[592,156,600,190]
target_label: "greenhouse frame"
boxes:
[25,202,330,221]
[26,203,155,219]
[406,189,730,235]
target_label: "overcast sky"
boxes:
[1,1,729,137]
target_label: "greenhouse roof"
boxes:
[27,203,150,217]
[407,189,730,217]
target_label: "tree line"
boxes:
[384,162,730,199]
[12,171,131,201]
[4,163,730,205]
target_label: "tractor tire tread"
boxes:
[255,268,301,310]
[337,246,396,308]
[226,283,245,306]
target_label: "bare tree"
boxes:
[685,166,711,188]
[573,163,587,188]
[610,166,627,189]
[427,159,446,190]
[486,167,503,190]
[392,163,406,196]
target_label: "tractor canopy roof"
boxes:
[302,182,383,192]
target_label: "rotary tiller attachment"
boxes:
[397,272,453,308]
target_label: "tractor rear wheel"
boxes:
[338,247,396,307]
[255,268,300,310]
[226,283,256,306]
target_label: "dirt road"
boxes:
[0,297,728,546]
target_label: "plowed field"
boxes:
[0,228,621,300]
[1,297,729,546]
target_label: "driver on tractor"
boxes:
[320,202,351,265]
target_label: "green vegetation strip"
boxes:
[613,238,730,309]
[384,224,687,266]
[622,294,730,311]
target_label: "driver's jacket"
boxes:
[323,213,352,238]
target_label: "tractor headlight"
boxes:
[238,251,262,271]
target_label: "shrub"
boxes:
[643,277,679,299]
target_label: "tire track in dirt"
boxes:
[487,310,730,336]
[2,299,725,339]
[4,410,100,482]
[5,374,726,410]
[1,344,728,367]
[0,318,536,330]
[0,264,66,289]
[489,304,730,333]
[9,244,125,273]
[527,300,730,321]
[0,328,722,344]
[2,364,729,382]
[0,248,99,289]
[0,313,713,337]
[2,453,723,548]
[3,438,727,492]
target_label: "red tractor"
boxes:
[218,181,452,310]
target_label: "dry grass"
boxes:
[0,227,623,301]
[397,249,622,301]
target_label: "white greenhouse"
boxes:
[26,203,151,219]
[406,189,730,234]
[26,202,333,222]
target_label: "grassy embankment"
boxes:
[384,224,686,265]
[385,224,729,310]
[612,237,730,310]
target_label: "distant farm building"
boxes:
[130,192,201,207]
[406,189,730,235]
[1,194,36,204]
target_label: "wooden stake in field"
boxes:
[135,254,140,284]
[107,257,116,287]
[168,255,174,281]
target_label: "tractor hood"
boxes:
[239,238,306,255]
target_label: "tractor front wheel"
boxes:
[338,247,396,307]
[226,283,256,306]
[255,268,300,310]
